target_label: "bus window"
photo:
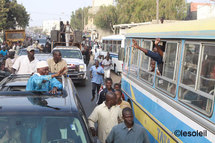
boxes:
[119,47,124,61]
[155,42,178,97]
[199,44,215,94]
[181,44,200,87]
[117,41,121,53]
[130,39,140,76]
[139,41,154,84]
[162,43,178,79]
[123,39,131,73]
[112,41,117,53]
[179,43,213,115]
[179,87,213,114]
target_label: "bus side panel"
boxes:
[121,77,212,143]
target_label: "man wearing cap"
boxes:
[26,61,66,94]
[5,49,17,73]
[12,46,38,74]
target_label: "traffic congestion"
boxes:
[0,0,215,143]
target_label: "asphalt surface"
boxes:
[75,60,121,117]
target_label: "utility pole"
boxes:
[156,0,159,24]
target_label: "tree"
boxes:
[70,7,89,30]
[0,0,9,31]
[159,0,187,20]
[94,6,118,32]
[116,0,186,24]
[0,0,30,30]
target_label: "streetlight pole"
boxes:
[156,0,159,24]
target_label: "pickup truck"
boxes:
[52,46,87,85]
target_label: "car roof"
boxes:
[0,75,80,115]
[53,46,80,51]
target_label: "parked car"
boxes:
[0,74,93,143]
[18,48,40,56]
[52,46,87,85]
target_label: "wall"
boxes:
[197,5,215,20]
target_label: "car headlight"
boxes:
[79,64,85,71]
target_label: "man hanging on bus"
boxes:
[133,38,164,74]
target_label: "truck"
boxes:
[50,30,82,50]
[4,30,25,46]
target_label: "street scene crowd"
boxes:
[0,30,150,142]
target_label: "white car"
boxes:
[52,46,87,85]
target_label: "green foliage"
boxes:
[0,0,30,30]
[94,6,118,31]
[0,0,9,30]
[117,0,186,23]
[70,7,89,30]
[92,0,187,31]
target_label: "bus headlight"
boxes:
[79,64,85,72]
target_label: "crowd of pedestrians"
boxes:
[88,45,149,143]
[0,38,150,143]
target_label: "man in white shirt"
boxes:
[12,46,38,74]
[102,55,112,78]
[88,92,122,143]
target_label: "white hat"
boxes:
[27,46,35,52]
[36,61,49,69]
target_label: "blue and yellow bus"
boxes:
[121,18,215,143]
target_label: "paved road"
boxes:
[75,61,121,117]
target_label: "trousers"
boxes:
[92,82,101,98]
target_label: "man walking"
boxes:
[90,60,104,101]
[97,78,114,105]
[106,107,149,143]
[115,89,131,109]
[88,92,122,143]
[102,55,112,78]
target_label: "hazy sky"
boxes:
[17,0,92,27]
[17,0,212,27]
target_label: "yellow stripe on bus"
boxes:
[130,84,183,143]
[127,18,215,34]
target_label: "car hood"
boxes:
[63,58,84,65]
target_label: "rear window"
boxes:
[0,116,87,143]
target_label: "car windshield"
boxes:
[0,116,87,143]
[18,49,39,55]
[59,50,82,59]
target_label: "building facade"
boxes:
[42,20,60,36]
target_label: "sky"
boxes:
[17,0,213,27]
[17,0,92,27]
